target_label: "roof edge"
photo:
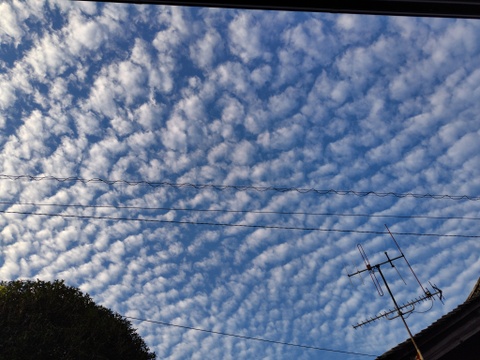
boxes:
[466,277,480,301]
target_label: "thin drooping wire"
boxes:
[1,209,479,238]
[123,316,378,357]
[1,200,480,221]
[413,298,435,314]
[1,174,479,201]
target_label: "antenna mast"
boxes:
[348,225,443,360]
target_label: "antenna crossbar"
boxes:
[347,226,444,360]
[353,289,442,329]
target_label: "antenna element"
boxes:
[347,225,444,360]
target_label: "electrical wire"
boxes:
[0,178,463,356]
[1,209,479,238]
[1,174,479,201]
[412,299,435,314]
[1,200,480,221]
[123,315,378,357]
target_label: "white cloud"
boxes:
[335,13,382,44]
[190,28,223,69]
[153,6,192,57]
[24,32,72,78]
[0,76,16,110]
[257,122,304,151]
[211,61,251,95]
[231,140,256,166]
[161,114,188,152]
[228,13,265,63]
[219,95,244,124]
[84,74,118,118]
[116,61,148,105]
[267,86,302,118]
[207,142,229,164]
[442,131,480,167]
[0,1,25,44]
[131,101,165,130]
[250,64,272,87]
[65,11,108,54]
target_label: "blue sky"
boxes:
[1,1,480,359]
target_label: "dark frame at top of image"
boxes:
[75,0,480,19]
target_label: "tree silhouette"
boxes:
[0,279,156,360]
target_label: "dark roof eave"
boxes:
[377,278,480,359]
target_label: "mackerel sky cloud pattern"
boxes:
[1,1,480,359]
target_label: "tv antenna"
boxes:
[347,225,444,360]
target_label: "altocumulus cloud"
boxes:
[0,2,480,360]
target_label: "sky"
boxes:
[1,1,480,359]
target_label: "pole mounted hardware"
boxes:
[347,225,444,360]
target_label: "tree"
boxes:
[0,279,156,360]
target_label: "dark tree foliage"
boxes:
[0,279,156,360]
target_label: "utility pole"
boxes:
[348,225,443,359]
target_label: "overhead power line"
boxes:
[1,174,479,201]
[1,200,480,221]
[1,209,479,238]
[124,315,378,357]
